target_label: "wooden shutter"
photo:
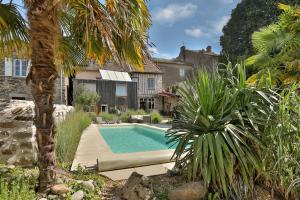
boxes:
[4,58,13,76]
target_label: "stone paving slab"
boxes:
[100,162,175,181]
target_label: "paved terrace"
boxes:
[71,124,175,180]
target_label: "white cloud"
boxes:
[218,0,234,4]
[184,27,208,38]
[153,3,198,25]
[148,46,159,55]
[209,15,230,34]
[148,46,175,59]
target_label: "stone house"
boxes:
[176,45,219,71]
[0,58,66,104]
[153,58,193,89]
[73,58,163,112]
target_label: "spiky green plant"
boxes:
[167,64,274,197]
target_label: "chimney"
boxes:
[180,45,186,61]
[206,45,212,53]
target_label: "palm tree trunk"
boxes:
[26,0,60,193]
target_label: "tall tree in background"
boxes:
[220,0,299,64]
[1,0,150,193]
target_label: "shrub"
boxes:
[167,64,273,197]
[119,109,147,122]
[75,84,100,111]
[99,112,114,123]
[261,84,300,198]
[150,111,162,123]
[0,166,37,200]
[56,110,91,164]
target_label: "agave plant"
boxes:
[167,64,274,197]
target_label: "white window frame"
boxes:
[147,78,155,90]
[179,68,185,77]
[116,83,127,97]
[83,83,96,93]
[14,59,28,77]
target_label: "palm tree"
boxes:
[1,0,150,193]
[246,3,300,86]
[0,1,29,57]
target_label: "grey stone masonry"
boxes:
[0,60,66,104]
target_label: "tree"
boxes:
[246,4,300,86]
[0,0,150,193]
[220,0,299,64]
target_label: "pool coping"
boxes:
[71,123,175,172]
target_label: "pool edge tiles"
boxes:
[97,124,175,172]
[71,124,175,172]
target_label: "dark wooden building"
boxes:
[74,78,138,112]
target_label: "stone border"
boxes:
[71,123,175,172]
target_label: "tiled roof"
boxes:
[86,57,162,74]
[152,57,193,67]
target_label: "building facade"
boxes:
[0,58,66,104]
[176,45,219,71]
[73,58,163,112]
[153,58,193,89]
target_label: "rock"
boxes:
[19,139,32,149]
[1,142,18,155]
[168,182,207,200]
[0,167,9,173]
[72,190,84,200]
[11,107,23,115]
[56,177,64,184]
[121,172,153,200]
[47,194,59,199]
[0,138,6,147]
[7,165,15,169]
[0,119,14,128]
[51,184,70,195]
[7,153,32,166]
[82,180,95,191]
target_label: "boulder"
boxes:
[1,142,18,155]
[47,194,59,199]
[72,190,84,200]
[0,119,14,128]
[51,184,70,195]
[7,152,33,166]
[11,107,23,115]
[168,182,207,200]
[82,180,95,191]
[121,172,153,200]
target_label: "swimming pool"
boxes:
[99,125,174,153]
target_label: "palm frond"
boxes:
[0,2,29,58]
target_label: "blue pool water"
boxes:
[99,126,174,153]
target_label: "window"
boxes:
[116,84,127,96]
[83,83,96,93]
[179,68,185,77]
[148,98,155,110]
[139,98,155,110]
[14,59,28,77]
[147,78,155,90]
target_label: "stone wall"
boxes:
[0,100,73,166]
[0,60,4,75]
[0,60,66,104]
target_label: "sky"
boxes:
[148,0,240,58]
[7,0,240,59]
